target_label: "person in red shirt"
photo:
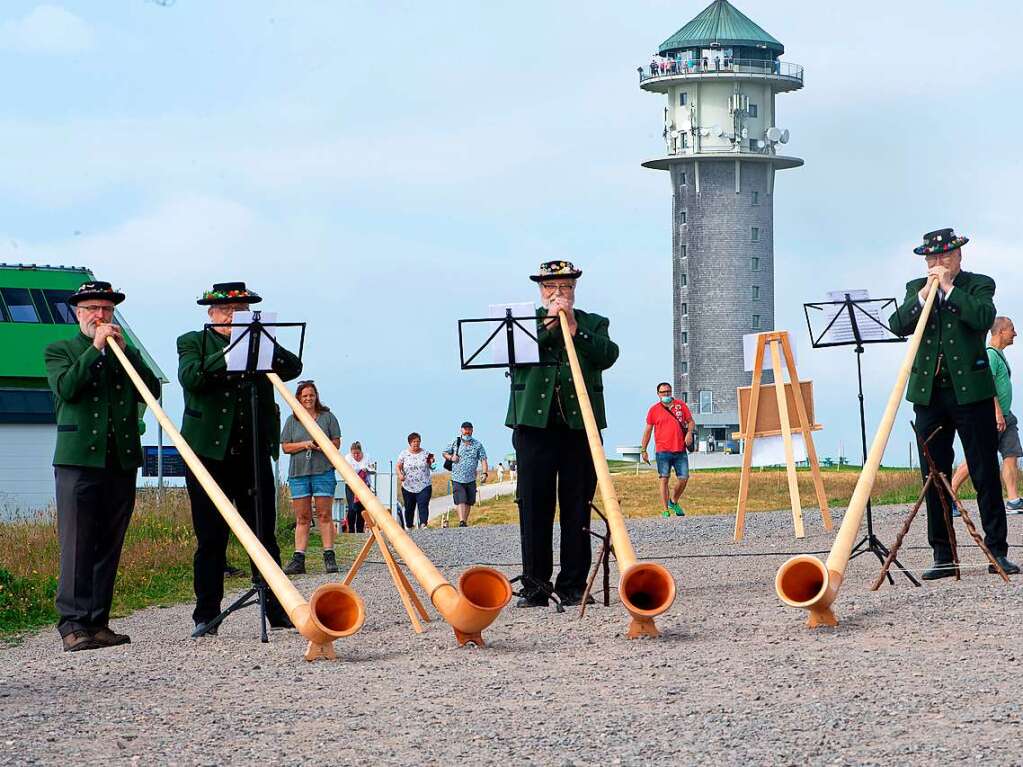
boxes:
[640,382,696,517]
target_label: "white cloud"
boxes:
[0,5,95,55]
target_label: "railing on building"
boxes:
[638,58,803,84]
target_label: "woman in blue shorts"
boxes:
[280,381,342,575]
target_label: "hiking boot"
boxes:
[62,630,101,652]
[669,501,685,517]
[283,552,306,576]
[323,549,338,574]
[91,626,131,647]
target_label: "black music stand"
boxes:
[804,294,920,587]
[191,311,306,641]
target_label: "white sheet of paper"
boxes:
[743,332,798,372]
[488,302,540,365]
[226,311,278,372]
[821,289,889,344]
[750,433,808,467]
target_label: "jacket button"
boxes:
[923,371,929,376]
[116,384,121,389]
[949,339,955,345]
[544,378,549,383]
[93,396,99,402]
[219,425,224,430]
[93,413,98,418]
[961,386,966,391]
[570,393,576,399]
[571,411,577,415]
[92,429,97,434]
[215,440,220,445]
[957,370,963,375]
[540,393,546,398]
[536,409,542,414]
[222,408,228,413]
[947,323,952,329]
[90,446,96,451]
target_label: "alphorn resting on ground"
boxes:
[557,311,677,638]
[269,373,512,647]
[107,337,366,662]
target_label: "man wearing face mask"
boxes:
[506,261,619,608]
[442,421,489,527]
[640,382,695,518]
[177,281,303,635]
[44,281,161,652]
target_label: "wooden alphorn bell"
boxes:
[268,373,512,647]
[107,339,366,661]
[557,311,677,638]
[774,277,940,628]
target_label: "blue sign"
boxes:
[142,445,186,477]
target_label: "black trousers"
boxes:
[401,487,432,527]
[344,486,365,533]
[513,425,596,595]
[185,447,287,625]
[54,465,136,637]
[914,388,1008,559]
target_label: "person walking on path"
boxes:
[45,280,161,652]
[281,381,342,576]
[397,433,434,529]
[888,229,1018,579]
[640,381,695,517]
[344,441,374,533]
[951,316,1022,511]
[442,421,489,527]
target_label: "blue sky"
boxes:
[1,1,1021,470]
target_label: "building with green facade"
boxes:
[0,263,168,518]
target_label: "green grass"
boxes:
[0,485,356,638]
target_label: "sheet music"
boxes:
[226,311,278,372]
[821,289,889,344]
[488,302,540,365]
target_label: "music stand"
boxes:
[804,292,920,587]
[191,311,306,641]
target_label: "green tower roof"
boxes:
[659,0,784,55]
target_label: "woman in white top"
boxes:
[396,432,435,529]
[343,441,374,533]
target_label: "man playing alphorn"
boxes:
[45,281,162,652]
[888,229,1019,579]
[507,261,619,607]
[178,281,303,634]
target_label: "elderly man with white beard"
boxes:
[505,261,620,608]
[44,281,161,652]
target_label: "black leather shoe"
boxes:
[988,556,1021,575]
[557,591,596,607]
[515,594,549,608]
[921,561,959,580]
[269,613,294,630]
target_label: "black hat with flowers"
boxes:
[67,280,125,306]
[529,260,583,282]
[196,281,263,306]
[913,228,969,256]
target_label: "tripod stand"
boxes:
[191,311,306,641]
[804,292,919,586]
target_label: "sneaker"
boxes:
[458,521,467,528]
[283,552,306,576]
[669,501,685,517]
[1006,498,1023,513]
[661,509,671,518]
[323,549,338,574]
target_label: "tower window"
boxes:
[751,190,759,205]
[752,314,762,330]
[681,361,689,374]
[748,104,758,118]
[751,256,760,271]
[751,226,760,242]
[681,302,688,317]
[680,171,687,185]
[681,392,688,403]
[752,285,760,301]
[679,92,688,106]
[681,332,688,344]
[680,273,688,287]
[699,390,713,414]
[681,245,688,259]
[681,210,687,225]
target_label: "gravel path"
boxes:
[2,504,1022,766]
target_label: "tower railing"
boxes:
[638,58,803,84]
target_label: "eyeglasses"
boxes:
[540,282,576,293]
[77,304,115,314]
[657,390,672,395]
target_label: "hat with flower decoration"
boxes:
[913,228,969,256]
[67,280,125,306]
[196,281,263,306]
[529,260,583,282]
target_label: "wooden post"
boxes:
[734,335,767,541]
[770,338,804,538]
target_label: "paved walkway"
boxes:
[427,479,517,522]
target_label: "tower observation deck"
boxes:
[638,0,804,449]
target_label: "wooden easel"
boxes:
[342,512,431,633]
[734,331,832,541]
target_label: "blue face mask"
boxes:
[660,395,673,405]
[462,434,471,441]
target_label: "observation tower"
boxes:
[638,0,803,447]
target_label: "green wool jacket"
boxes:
[177,329,303,461]
[888,270,997,406]
[505,308,619,430]
[44,333,161,469]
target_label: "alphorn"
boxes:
[557,312,677,638]
[268,373,512,647]
[775,277,940,627]
[106,339,365,661]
